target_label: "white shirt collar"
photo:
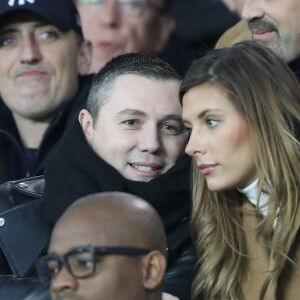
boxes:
[238,179,269,217]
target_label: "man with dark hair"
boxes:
[0,53,195,300]
[38,192,167,300]
[0,0,92,184]
[44,54,193,300]
[74,0,174,73]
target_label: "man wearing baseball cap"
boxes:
[0,0,92,184]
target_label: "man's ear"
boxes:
[77,40,93,75]
[142,251,167,290]
[153,15,175,54]
[79,109,94,143]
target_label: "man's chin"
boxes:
[126,174,156,182]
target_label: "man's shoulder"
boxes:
[215,20,252,49]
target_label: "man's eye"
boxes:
[207,119,219,128]
[161,124,183,135]
[76,259,94,269]
[120,0,143,8]
[123,119,140,127]
[0,36,14,47]
[39,30,58,41]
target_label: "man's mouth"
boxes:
[248,19,277,37]
[129,163,162,172]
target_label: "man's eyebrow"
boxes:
[116,109,146,117]
[161,114,183,123]
[0,28,18,35]
[116,110,183,122]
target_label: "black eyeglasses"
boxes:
[36,245,151,284]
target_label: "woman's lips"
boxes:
[198,164,218,176]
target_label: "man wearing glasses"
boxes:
[37,192,168,300]
[74,0,174,73]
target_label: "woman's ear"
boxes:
[78,109,94,143]
[141,251,167,290]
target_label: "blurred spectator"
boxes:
[0,0,92,184]
[74,0,174,73]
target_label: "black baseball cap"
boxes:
[0,0,83,38]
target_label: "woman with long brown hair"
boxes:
[180,42,300,300]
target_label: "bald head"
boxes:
[51,192,167,253]
[48,192,167,300]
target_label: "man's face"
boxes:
[76,0,173,73]
[81,74,187,182]
[0,12,90,123]
[242,0,300,62]
[50,212,146,300]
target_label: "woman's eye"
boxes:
[184,126,192,135]
[207,119,219,128]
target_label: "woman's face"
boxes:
[182,84,257,191]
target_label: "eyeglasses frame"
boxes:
[36,245,152,284]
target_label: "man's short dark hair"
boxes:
[86,53,181,124]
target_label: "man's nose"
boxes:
[99,0,121,27]
[138,127,162,154]
[19,35,42,64]
[242,0,264,21]
[51,267,78,296]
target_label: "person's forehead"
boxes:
[50,209,138,253]
[50,215,111,253]
[108,74,180,110]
